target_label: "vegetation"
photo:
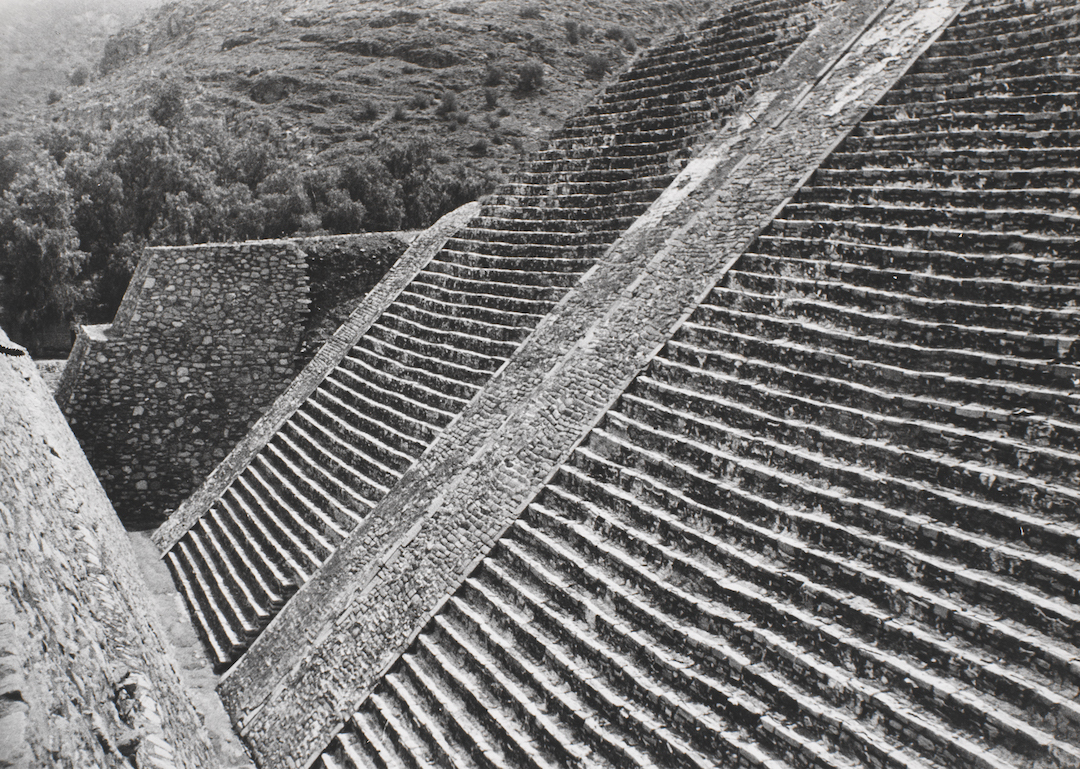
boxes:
[584,54,613,80]
[516,61,545,93]
[0,89,501,354]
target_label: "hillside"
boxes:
[0,0,165,122]
[21,0,717,178]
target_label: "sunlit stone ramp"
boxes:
[211,0,980,766]
[153,0,837,671]
[313,1,1080,768]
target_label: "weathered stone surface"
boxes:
[0,328,217,769]
[217,0,972,765]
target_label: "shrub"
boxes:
[565,20,580,44]
[149,81,186,129]
[483,65,504,87]
[46,91,61,105]
[69,66,89,87]
[434,92,458,117]
[516,61,544,93]
[355,100,379,121]
[408,93,431,109]
[584,54,612,80]
[497,106,510,117]
[484,87,498,110]
[519,4,541,19]
[467,138,488,156]
[393,105,407,120]
[578,23,595,40]
[455,112,469,125]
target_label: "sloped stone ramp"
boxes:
[318,1,1080,767]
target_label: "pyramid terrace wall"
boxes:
[57,240,312,529]
[215,0,971,764]
[0,329,217,769]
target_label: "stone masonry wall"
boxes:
[56,241,310,529]
[0,329,218,769]
[215,0,971,764]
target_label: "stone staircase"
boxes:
[318,1,1080,767]
[162,0,837,669]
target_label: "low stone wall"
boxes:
[57,240,311,528]
[214,0,970,764]
[0,329,218,769]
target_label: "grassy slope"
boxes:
[16,0,717,178]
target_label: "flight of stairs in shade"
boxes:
[163,0,838,669]
[318,1,1080,767]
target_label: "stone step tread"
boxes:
[500,523,957,769]
[706,285,1078,360]
[518,501,1071,767]
[350,709,410,769]
[165,550,233,667]
[341,350,472,415]
[367,321,504,379]
[277,424,381,516]
[724,268,1080,328]
[782,200,1080,230]
[378,308,521,360]
[184,528,266,630]
[348,343,480,404]
[310,386,432,473]
[381,669,485,769]
[405,280,556,317]
[329,364,458,428]
[264,440,358,535]
[447,585,641,768]
[558,453,1080,723]
[250,457,338,557]
[356,334,491,397]
[232,474,315,583]
[602,399,1080,567]
[397,288,547,329]
[214,495,297,593]
[198,511,284,608]
[173,540,247,649]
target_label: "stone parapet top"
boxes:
[216,0,970,766]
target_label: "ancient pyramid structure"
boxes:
[148,0,1080,766]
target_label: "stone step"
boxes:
[432,246,594,279]
[810,163,1080,193]
[481,201,652,224]
[854,108,1080,139]
[881,72,1080,108]
[214,495,298,598]
[262,440,357,537]
[324,365,451,438]
[349,340,480,403]
[367,321,504,381]
[647,346,1080,468]
[534,469,1080,759]
[354,334,487,399]
[590,410,1080,648]
[750,233,1080,284]
[338,350,471,417]
[396,287,546,335]
[952,0,1078,27]
[783,199,1080,238]
[474,548,796,769]
[407,274,558,318]
[230,473,316,583]
[165,550,235,668]
[247,460,336,562]
[687,304,1072,390]
[823,145,1080,173]
[496,522,934,769]
[272,427,373,520]
[183,530,262,637]
[707,283,1074,361]
[349,708,412,769]
[197,513,284,612]
[422,256,585,289]
[843,125,1080,153]
[724,268,1079,336]
[291,407,400,501]
[764,218,1077,272]
[918,17,1080,62]
[377,308,520,364]
[802,185,1080,218]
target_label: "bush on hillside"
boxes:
[516,61,544,93]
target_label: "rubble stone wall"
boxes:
[0,330,217,769]
[57,240,310,528]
